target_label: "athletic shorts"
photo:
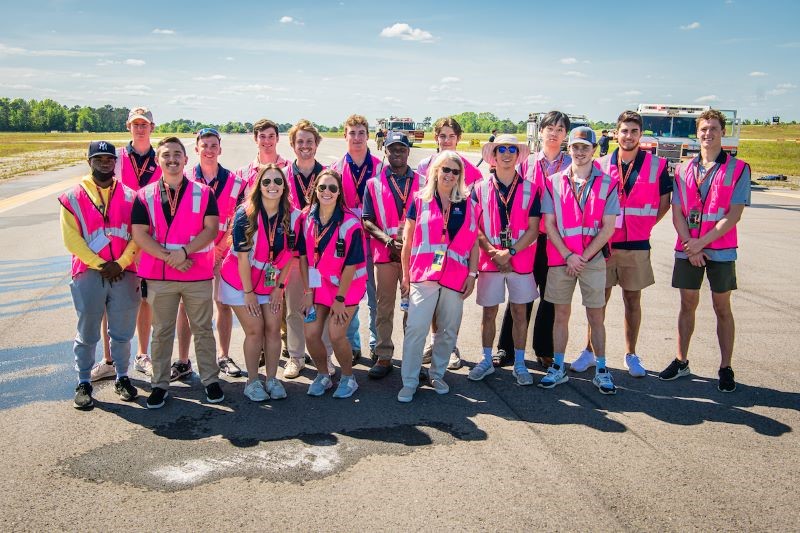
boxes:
[606,249,655,291]
[672,258,737,293]
[219,280,271,306]
[476,271,538,307]
[545,255,607,308]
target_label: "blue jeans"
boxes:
[69,270,139,382]
[346,250,377,352]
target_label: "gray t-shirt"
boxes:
[673,156,751,262]
[541,168,621,216]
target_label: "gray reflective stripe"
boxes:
[84,228,105,244]
[479,182,498,244]
[229,174,244,200]
[107,224,130,240]
[339,217,359,239]
[701,208,727,222]
[65,191,89,237]
[330,266,368,287]
[552,177,567,238]
[520,180,531,211]
[165,240,213,252]
[648,154,659,184]
[373,177,391,233]
[290,209,301,229]
[192,182,202,213]
[446,249,468,266]
[419,201,431,245]
[251,258,278,271]
[561,227,583,237]
[164,242,183,250]
[144,187,158,237]
[597,171,611,199]
[624,205,658,217]
[600,156,612,174]
[583,227,599,237]
[122,186,135,202]
[218,222,228,231]
[723,156,737,187]
[114,148,123,180]
[410,242,447,255]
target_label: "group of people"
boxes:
[62,106,750,410]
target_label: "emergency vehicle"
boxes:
[377,117,425,146]
[526,112,590,152]
[637,104,741,174]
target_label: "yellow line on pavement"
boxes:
[0,175,82,214]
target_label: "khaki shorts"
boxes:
[606,249,655,291]
[476,271,538,307]
[545,255,607,308]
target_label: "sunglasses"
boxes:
[440,166,461,176]
[496,146,518,154]
[317,183,340,193]
[260,177,284,187]
[197,127,220,138]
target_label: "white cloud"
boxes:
[0,82,32,89]
[559,57,578,64]
[680,21,701,30]
[125,59,146,66]
[749,71,767,77]
[0,42,104,57]
[221,83,286,95]
[623,90,642,96]
[767,83,798,96]
[280,16,304,25]
[193,74,227,81]
[525,94,550,106]
[563,71,587,78]
[380,23,435,43]
[430,76,461,93]
[106,84,152,97]
[167,94,219,106]
[440,76,460,84]
[777,42,800,48]
[225,56,234,61]
[152,28,175,35]
[70,72,97,78]
[695,94,718,103]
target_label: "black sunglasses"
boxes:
[317,183,340,193]
[441,166,461,176]
[260,177,284,187]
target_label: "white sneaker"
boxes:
[468,359,495,381]
[332,375,358,399]
[327,353,336,376]
[592,368,617,395]
[538,364,569,389]
[134,354,153,376]
[397,386,416,403]
[244,380,268,402]
[283,358,304,379]
[447,347,463,370]
[430,378,450,395]
[90,361,116,382]
[570,349,595,373]
[265,377,287,400]
[624,353,647,378]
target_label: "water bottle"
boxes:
[304,306,317,323]
[400,297,409,312]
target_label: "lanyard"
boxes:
[539,152,564,179]
[387,171,413,218]
[349,158,371,192]
[163,179,182,217]
[196,165,221,195]
[265,212,280,261]
[129,152,152,184]
[441,202,451,243]
[568,169,591,212]
[617,154,636,202]
[313,217,336,266]
[492,174,519,223]
[295,165,317,203]
[93,181,115,222]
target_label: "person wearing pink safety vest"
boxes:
[131,137,223,409]
[398,151,479,403]
[219,164,303,402]
[415,117,484,371]
[61,141,140,409]
[495,112,572,370]
[539,127,621,395]
[328,114,382,365]
[280,119,327,379]
[173,128,246,382]
[572,111,671,378]
[658,109,751,393]
[237,118,289,197]
[362,132,423,380]
[88,107,161,382]
[467,135,541,386]
[298,169,367,399]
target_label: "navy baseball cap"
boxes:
[384,131,411,148]
[568,126,597,146]
[88,141,117,159]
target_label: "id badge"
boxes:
[287,230,296,249]
[263,264,277,287]
[432,249,445,271]
[615,212,624,229]
[335,238,346,258]
[500,229,512,249]
[308,267,322,288]
[87,233,111,254]
[687,209,701,229]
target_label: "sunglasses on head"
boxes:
[496,146,518,154]
[260,177,284,187]
[317,183,339,193]
[197,127,220,138]
[440,166,461,176]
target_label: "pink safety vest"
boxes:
[474,174,537,274]
[59,180,137,278]
[330,153,384,213]
[136,180,215,281]
[219,207,303,296]
[408,195,478,292]
[302,210,367,306]
[417,153,483,188]
[545,167,618,267]
[518,151,572,236]
[285,161,327,211]
[185,164,245,245]
[237,155,289,199]
[673,154,747,252]
[365,166,425,263]
[114,146,162,191]
[598,150,667,244]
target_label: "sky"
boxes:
[1,0,798,126]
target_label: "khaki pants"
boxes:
[147,279,218,389]
[283,263,307,362]
[374,262,405,360]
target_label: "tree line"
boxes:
[0,98,129,132]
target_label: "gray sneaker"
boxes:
[513,365,534,386]
[430,378,450,395]
[265,377,287,400]
[397,386,416,403]
[90,361,116,382]
[134,354,153,376]
[447,347,463,370]
[468,359,495,381]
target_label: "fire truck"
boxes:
[376,117,425,146]
[526,112,590,152]
[637,104,741,174]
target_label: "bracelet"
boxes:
[303,289,313,295]
[565,252,574,260]
[244,288,255,294]
[181,246,189,259]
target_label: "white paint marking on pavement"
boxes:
[0,175,81,214]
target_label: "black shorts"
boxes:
[672,258,737,293]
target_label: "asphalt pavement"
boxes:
[0,135,797,531]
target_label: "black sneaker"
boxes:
[146,387,168,409]
[718,366,736,392]
[205,382,225,403]
[73,382,94,410]
[281,348,289,359]
[170,360,193,381]
[658,359,690,380]
[218,357,242,377]
[352,349,362,366]
[114,376,138,401]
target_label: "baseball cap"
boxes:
[384,131,411,148]
[88,141,117,159]
[568,126,596,146]
[127,106,154,124]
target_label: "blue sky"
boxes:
[1,0,798,125]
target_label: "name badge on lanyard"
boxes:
[308,267,322,288]
[687,209,701,229]
[263,264,277,287]
[432,250,445,271]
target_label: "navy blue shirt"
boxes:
[470,173,541,229]
[126,142,158,188]
[292,161,323,210]
[406,192,468,242]
[230,205,291,259]
[362,167,414,223]
[346,150,374,202]
[297,205,365,266]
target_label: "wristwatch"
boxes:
[508,247,517,256]
[278,282,285,289]
[335,295,345,303]
[469,271,478,279]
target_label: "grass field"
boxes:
[740,124,800,140]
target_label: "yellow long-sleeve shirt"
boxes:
[60,175,138,271]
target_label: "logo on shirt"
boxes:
[452,207,462,215]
